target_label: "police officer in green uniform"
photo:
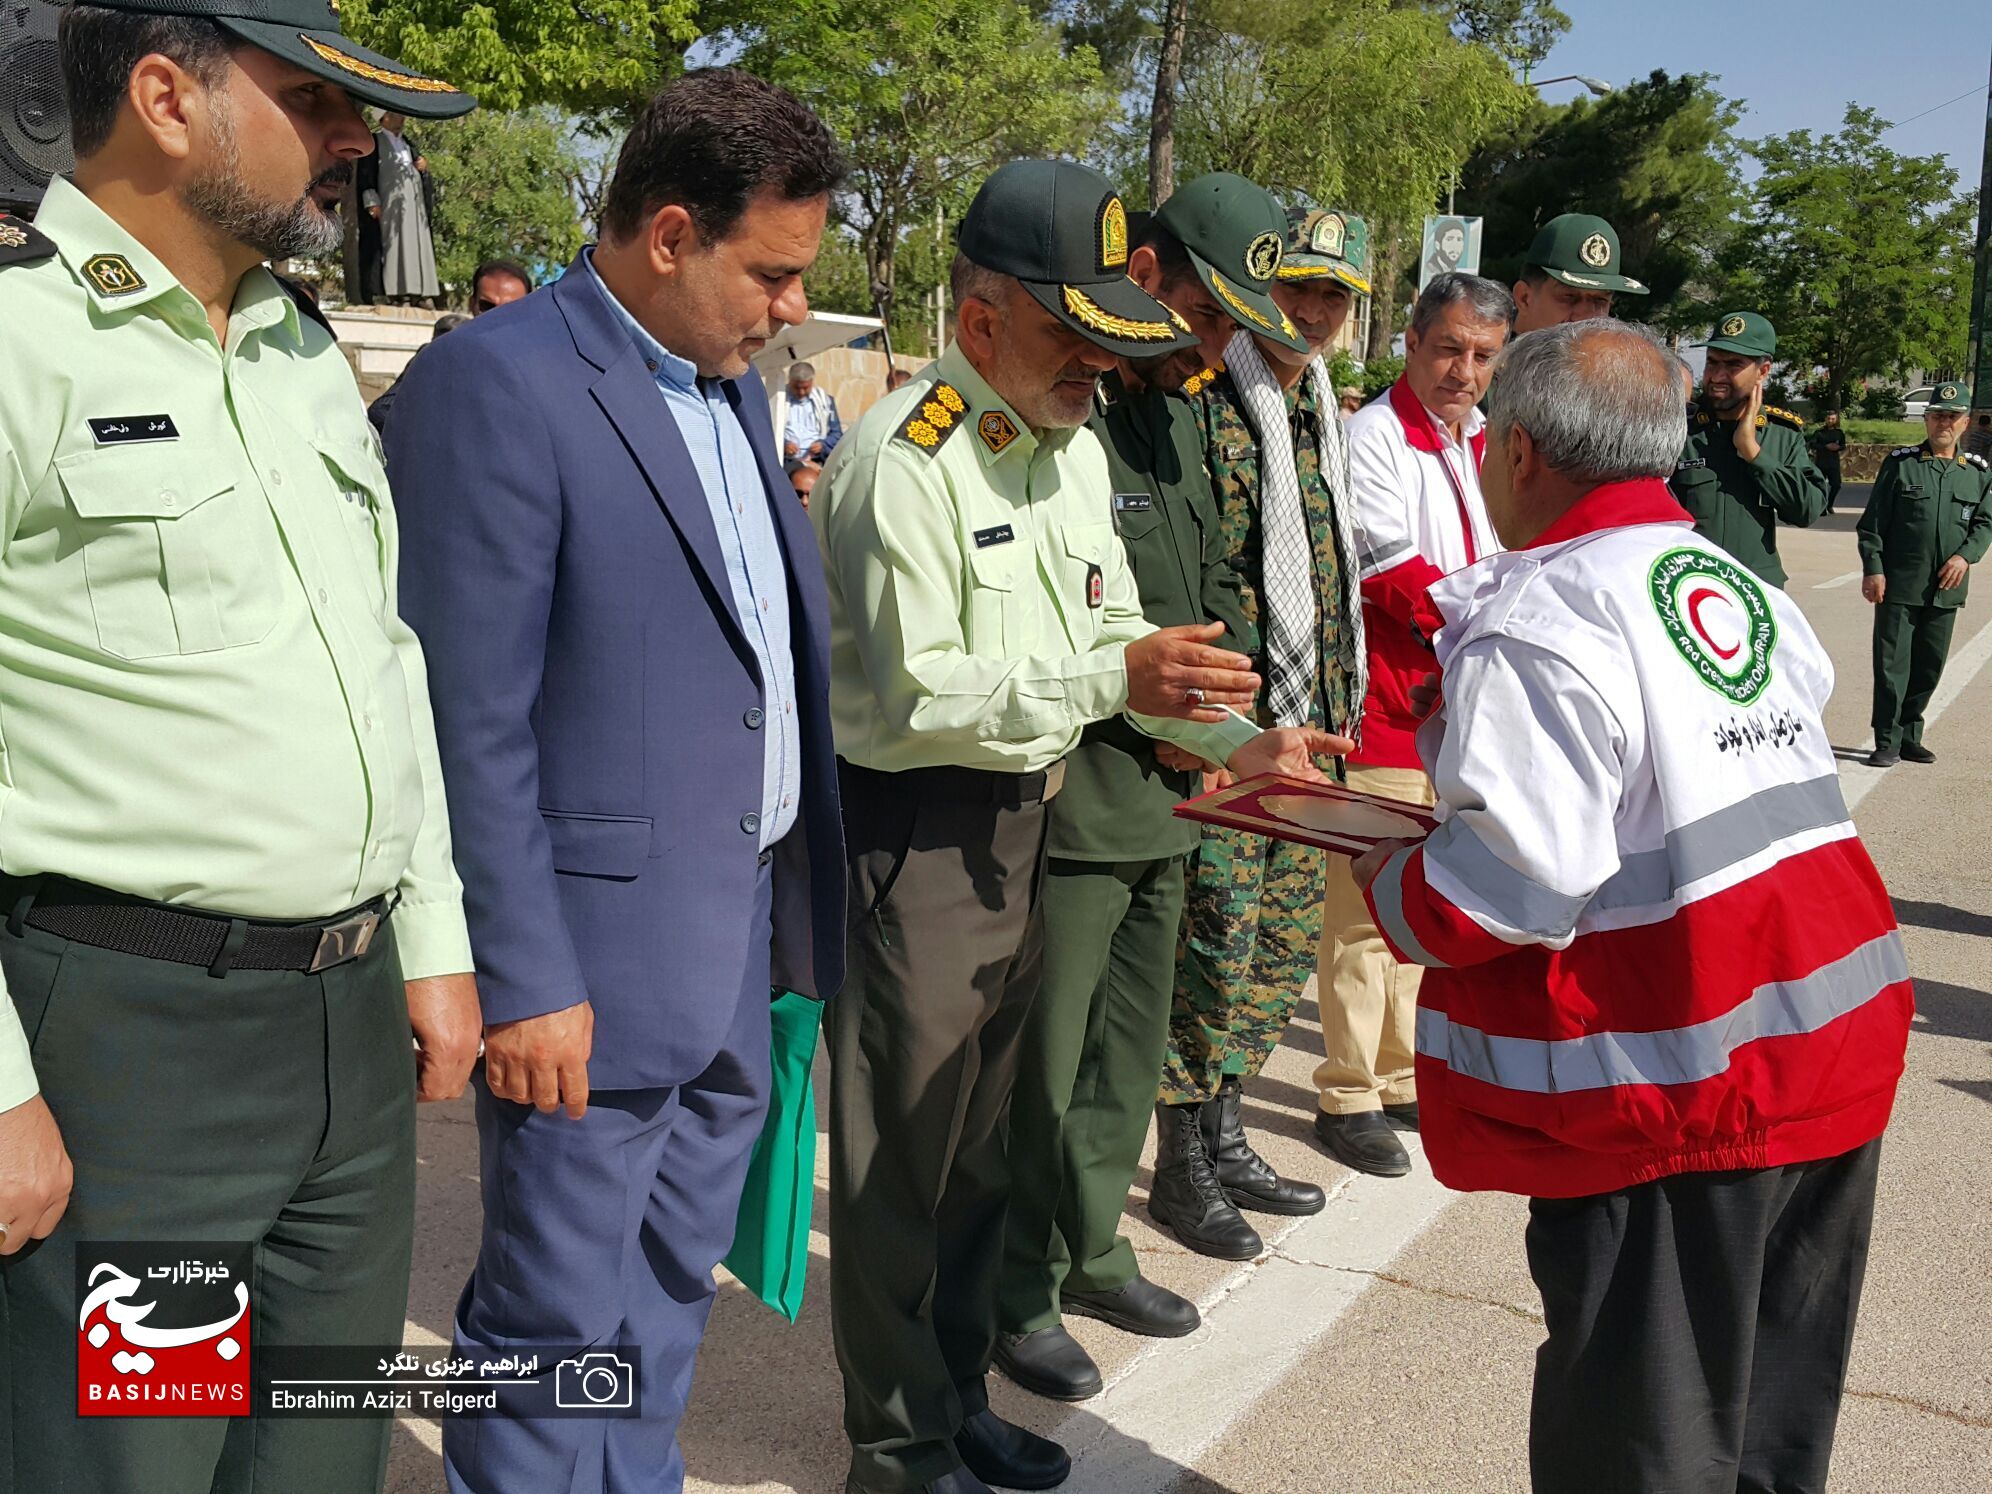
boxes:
[815,160,1338,1494]
[0,6,476,1490]
[1857,381,1992,766]
[1510,212,1649,334]
[993,173,1349,1403]
[1670,311,1828,586]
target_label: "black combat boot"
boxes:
[1204,1076,1326,1216]
[1146,1100,1262,1260]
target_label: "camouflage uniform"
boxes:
[1161,364,1356,1104]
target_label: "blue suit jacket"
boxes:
[386,261,844,1090]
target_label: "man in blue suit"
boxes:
[385,70,848,1493]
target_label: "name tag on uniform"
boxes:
[88,414,179,445]
[1086,563,1103,609]
[1113,492,1153,512]
[974,525,1014,549]
[1675,457,1707,471]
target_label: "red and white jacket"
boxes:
[1343,379,1501,767]
[1364,479,1910,1199]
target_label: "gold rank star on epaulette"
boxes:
[1762,405,1804,430]
[893,381,968,456]
[0,211,56,268]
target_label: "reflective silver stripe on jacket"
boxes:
[1415,930,1907,1094]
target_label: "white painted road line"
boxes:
[1058,1145,1454,1492]
[1814,568,1864,590]
[1839,610,1992,814]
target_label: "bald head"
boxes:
[1480,320,1687,547]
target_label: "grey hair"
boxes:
[1410,272,1515,338]
[1485,321,1688,483]
[949,252,1013,313]
[788,361,816,380]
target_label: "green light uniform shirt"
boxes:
[1669,406,1827,587]
[0,177,473,1110]
[814,343,1259,776]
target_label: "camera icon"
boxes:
[554,1351,634,1410]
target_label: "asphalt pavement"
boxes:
[388,487,1992,1492]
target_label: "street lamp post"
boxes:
[1532,75,1614,96]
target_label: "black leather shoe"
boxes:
[1866,747,1900,768]
[1205,1076,1325,1215]
[954,1409,1070,1490]
[1901,743,1936,764]
[1313,1110,1411,1178]
[993,1326,1101,1402]
[1383,1101,1420,1130]
[1146,1101,1263,1260]
[1062,1275,1200,1338]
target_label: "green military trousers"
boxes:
[0,915,415,1494]
[1871,602,1959,750]
[999,856,1185,1334]
[1162,822,1328,1105]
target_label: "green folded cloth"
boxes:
[723,989,823,1322]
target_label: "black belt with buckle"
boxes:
[0,874,396,979]
[837,757,1066,807]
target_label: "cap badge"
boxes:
[979,411,1020,455]
[83,253,145,296]
[1098,196,1128,271]
[1938,383,1960,401]
[1579,232,1611,268]
[1061,285,1178,343]
[1720,314,1747,338]
[1311,213,1345,256]
[1244,231,1283,281]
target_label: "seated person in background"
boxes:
[776,360,842,473]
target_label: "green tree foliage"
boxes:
[1168,0,1527,354]
[737,0,1113,356]
[1456,70,1746,329]
[343,0,708,120]
[1442,0,1569,75]
[423,109,588,295]
[1725,106,1976,408]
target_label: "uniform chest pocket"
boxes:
[965,538,1019,653]
[1113,502,1165,545]
[312,436,391,619]
[1061,522,1117,641]
[55,444,280,660]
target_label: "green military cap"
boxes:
[1152,173,1308,354]
[1699,310,1777,359]
[1523,213,1648,295]
[85,0,474,118]
[1928,381,1971,412]
[957,160,1196,359]
[1276,204,1370,295]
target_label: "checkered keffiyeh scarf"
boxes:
[1225,331,1367,740]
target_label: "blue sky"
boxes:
[1537,0,1990,191]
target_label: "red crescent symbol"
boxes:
[1686,586,1741,659]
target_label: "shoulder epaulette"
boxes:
[0,211,56,268]
[1964,452,1988,471]
[1763,405,1804,430]
[1182,363,1224,398]
[892,381,967,457]
[1889,445,1921,458]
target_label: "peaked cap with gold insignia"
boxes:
[1277,203,1371,296]
[86,0,474,117]
[1152,173,1308,354]
[957,160,1196,360]
[1523,213,1647,295]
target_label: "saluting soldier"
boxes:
[994,173,1349,1403]
[1670,311,1828,587]
[1858,381,1992,766]
[814,160,1333,1494]
[1151,202,1371,1257]
[1510,212,1649,334]
[0,4,476,1489]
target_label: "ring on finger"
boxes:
[1185,687,1204,706]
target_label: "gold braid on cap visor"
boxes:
[1062,285,1187,342]
[1209,271,1275,332]
[299,35,462,94]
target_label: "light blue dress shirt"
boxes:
[586,254,799,850]
[785,396,822,452]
